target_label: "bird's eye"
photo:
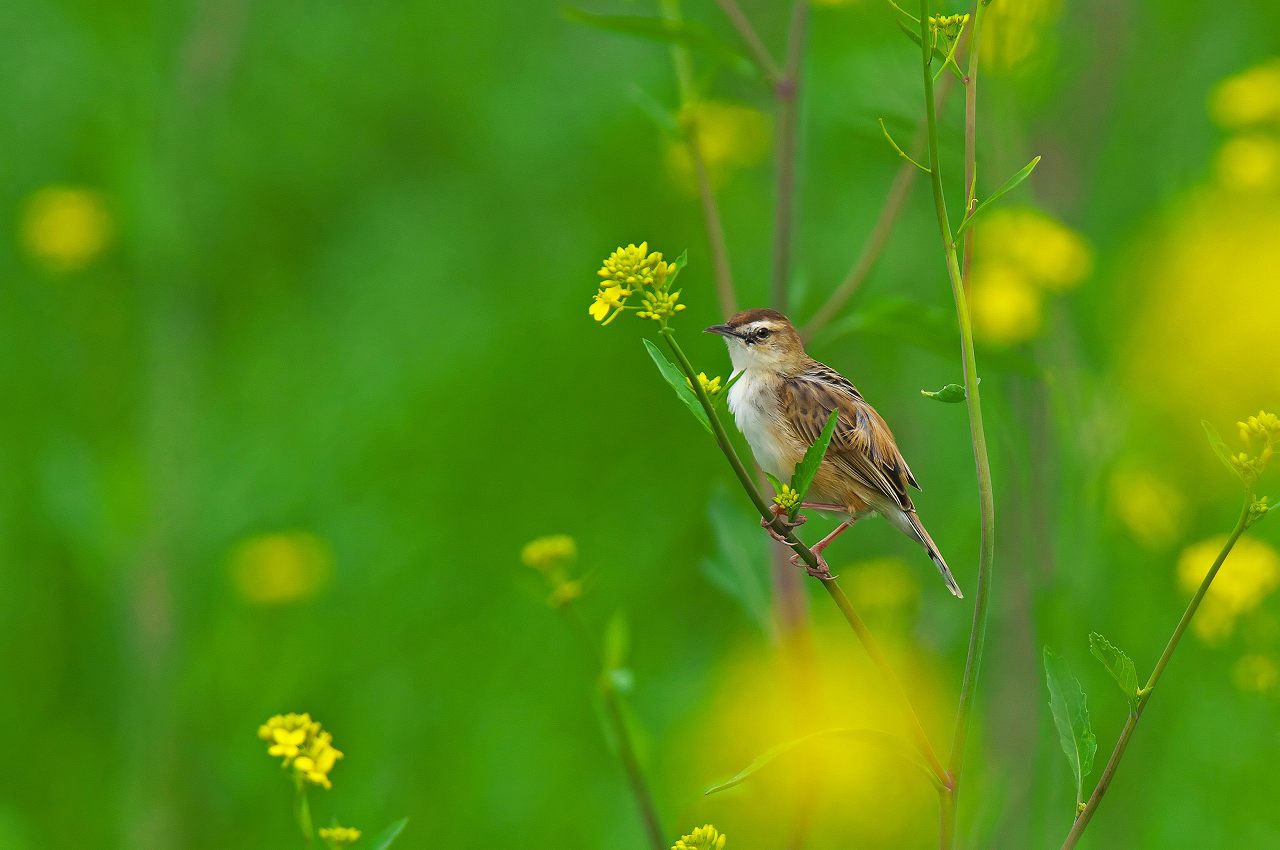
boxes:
[754,328,771,341]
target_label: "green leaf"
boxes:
[667,248,689,284]
[895,21,964,80]
[642,338,712,435]
[367,818,409,850]
[763,471,785,494]
[705,727,940,795]
[1088,632,1140,711]
[562,9,754,77]
[879,118,930,174]
[700,485,773,636]
[1044,648,1097,809]
[603,611,629,672]
[790,410,840,508]
[954,156,1042,239]
[921,383,967,403]
[1202,420,1243,482]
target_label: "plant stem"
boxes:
[661,0,737,319]
[563,607,666,850]
[660,329,949,787]
[770,0,808,311]
[916,1,997,845]
[294,779,315,846]
[1061,503,1252,849]
[712,0,783,82]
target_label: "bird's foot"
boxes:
[789,551,834,581]
[760,505,807,545]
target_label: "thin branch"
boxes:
[712,0,783,82]
[660,329,949,788]
[959,12,980,298]
[1061,504,1252,849]
[769,0,809,311]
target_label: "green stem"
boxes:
[1060,503,1252,849]
[563,607,666,850]
[294,779,315,846]
[660,328,950,788]
[769,0,808,311]
[918,1,997,845]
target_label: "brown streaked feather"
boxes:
[778,359,920,511]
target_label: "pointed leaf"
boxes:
[1202,420,1244,482]
[954,156,1042,239]
[367,818,409,850]
[562,9,754,77]
[790,410,840,506]
[895,21,964,79]
[700,486,773,635]
[705,727,940,795]
[921,383,967,403]
[642,338,712,435]
[763,471,785,494]
[1088,632,1140,711]
[1044,648,1097,808]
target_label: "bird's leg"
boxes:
[788,517,859,580]
[800,501,846,513]
[760,503,807,545]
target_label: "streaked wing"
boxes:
[780,361,919,509]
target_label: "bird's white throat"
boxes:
[726,368,792,481]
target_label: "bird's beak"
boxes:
[704,324,740,338]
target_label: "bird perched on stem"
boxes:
[706,308,963,598]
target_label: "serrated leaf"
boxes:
[604,611,629,672]
[954,156,1042,239]
[642,338,712,435]
[367,817,408,850]
[921,383,967,403]
[562,9,754,77]
[700,485,773,636]
[704,727,939,795]
[763,471,785,494]
[790,410,840,509]
[1044,648,1097,809]
[1202,420,1243,482]
[1088,632,1140,711]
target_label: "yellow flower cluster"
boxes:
[258,713,345,789]
[971,207,1092,345]
[1234,654,1278,693]
[981,0,1062,73]
[22,186,113,272]
[230,531,333,605]
[773,483,801,515]
[1231,410,1280,485]
[686,372,724,399]
[319,825,362,847]
[521,534,584,608]
[1178,535,1280,642]
[928,13,969,41]
[1211,59,1280,192]
[589,243,686,326]
[672,824,727,850]
[666,101,770,194]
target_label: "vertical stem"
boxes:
[770,0,809,311]
[294,780,315,846]
[960,6,982,296]
[1061,505,1251,849]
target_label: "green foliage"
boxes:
[643,339,713,435]
[1089,633,1141,712]
[954,156,1042,239]
[367,818,409,850]
[789,410,840,510]
[562,8,754,77]
[1203,420,1244,484]
[700,487,773,635]
[921,383,967,403]
[1044,648,1097,809]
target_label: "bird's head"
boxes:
[705,308,807,374]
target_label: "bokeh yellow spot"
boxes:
[1215,134,1280,192]
[979,208,1093,293]
[230,531,332,604]
[981,0,1061,73]
[1233,654,1278,693]
[1178,535,1280,643]
[1108,468,1187,549]
[666,101,770,194]
[970,262,1042,345]
[1210,59,1280,129]
[21,186,112,272]
[843,558,920,613]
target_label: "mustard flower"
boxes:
[259,713,344,789]
[598,242,664,289]
[294,730,344,789]
[773,483,801,515]
[319,826,362,847]
[589,242,687,326]
[673,824,727,850]
[686,372,724,399]
[521,535,577,572]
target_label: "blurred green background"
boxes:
[3,0,1280,847]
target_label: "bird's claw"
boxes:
[760,508,806,545]
[789,552,835,581]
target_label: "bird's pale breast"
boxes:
[727,370,804,481]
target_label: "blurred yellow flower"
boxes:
[21,186,112,272]
[521,535,577,572]
[319,825,362,846]
[980,208,1093,292]
[672,824,726,850]
[1215,134,1280,192]
[970,262,1042,345]
[293,730,344,789]
[843,558,921,612]
[259,712,317,760]
[666,101,770,193]
[981,0,1061,73]
[1108,468,1187,548]
[1178,536,1280,642]
[230,531,332,605]
[1233,654,1278,693]
[547,579,584,608]
[1210,59,1280,129]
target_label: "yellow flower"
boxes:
[981,0,1062,73]
[589,243,688,327]
[773,483,801,515]
[230,531,332,605]
[1233,654,1279,693]
[672,824,727,850]
[21,186,112,272]
[1210,59,1280,129]
[666,101,770,193]
[589,284,631,323]
[970,262,1042,346]
[521,535,577,572]
[319,825,362,847]
[258,713,344,789]
[977,208,1093,292]
[547,579,584,608]
[928,13,969,41]
[686,372,724,398]
[1178,535,1280,642]
[598,242,664,289]
[1215,134,1280,192]
[294,730,344,789]
[1108,468,1187,549]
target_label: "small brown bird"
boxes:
[706,308,963,598]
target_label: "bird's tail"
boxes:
[904,510,964,599]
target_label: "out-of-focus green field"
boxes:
[3,0,1279,847]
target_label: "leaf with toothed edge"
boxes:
[642,338,712,436]
[1088,632,1140,711]
[1044,647,1096,809]
[789,410,840,514]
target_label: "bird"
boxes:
[705,307,963,598]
